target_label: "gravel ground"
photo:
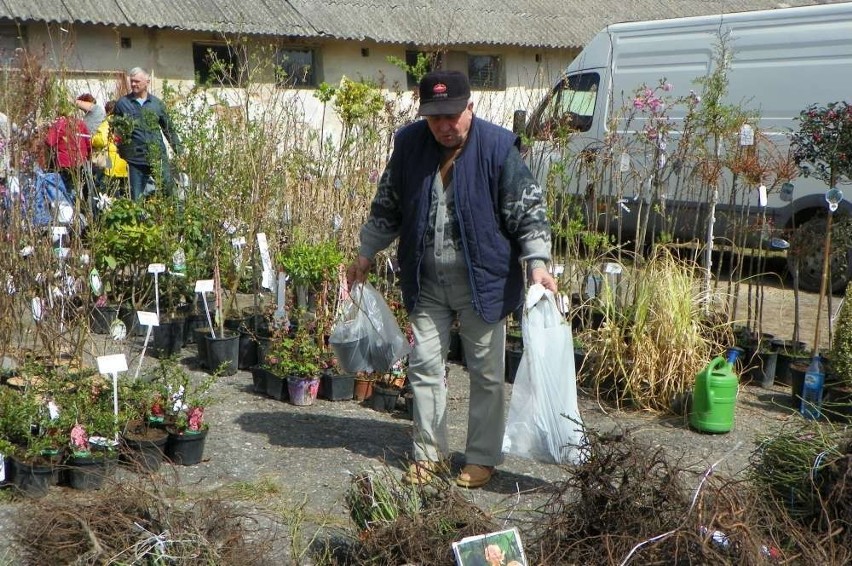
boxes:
[0,273,823,563]
[0,336,799,565]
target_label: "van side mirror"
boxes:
[512,110,526,135]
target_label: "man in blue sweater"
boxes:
[113,67,182,200]
[348,70,557,489]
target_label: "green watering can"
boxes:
[690,355,739,433]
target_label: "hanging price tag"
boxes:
[257,233,274,291]
[739,124,754,146]
[619,152,630,172]
[758,185,768,207]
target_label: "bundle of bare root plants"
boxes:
[337,428,852,565]
[13,471,280,565]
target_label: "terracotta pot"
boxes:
[354,377,374,401]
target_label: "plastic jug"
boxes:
[690,356,739,433]
[800,356,825,420]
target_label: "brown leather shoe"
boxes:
[402,460,446,486]
[455,464,494,488]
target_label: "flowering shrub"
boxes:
[790,101,852,186]
[70,423,89,454]
[263,320,322,378]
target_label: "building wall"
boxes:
[24,22,577,135]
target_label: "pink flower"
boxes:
[648,97,665,113]
[70,423,89,450]
[662,82,673,92]
[187,406,204,431]
[633,97,646,110]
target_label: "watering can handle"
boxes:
[704,356,728,402]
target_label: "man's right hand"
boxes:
[346,256,372,289]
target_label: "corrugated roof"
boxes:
[0,0,845,48]
[285,0,844,47]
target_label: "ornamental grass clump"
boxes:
[584,249,724,413]
[749,422,845,521]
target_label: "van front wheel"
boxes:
[787,215,852,293]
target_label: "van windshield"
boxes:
[529,72,599,139]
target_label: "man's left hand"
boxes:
[531,267,558,293]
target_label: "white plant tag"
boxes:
[89,269,103,295]
[31,297,43,321]
[739,124,754,146]
[758,185,768,207]
[195,279,214,293]
[603,262,623,275]
[147,263,166,274]
[137,311,159,327]
[619,152,630,172]
[97,354,128,374]
[257,233,274,291]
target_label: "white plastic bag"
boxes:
[502,284,586,464]
[329,281,411,373]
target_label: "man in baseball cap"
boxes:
[417,70,471,116]
[349,67,557,491]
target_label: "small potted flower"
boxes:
[146,359,217,466]
[65,422,116,490]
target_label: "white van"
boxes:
[520,3,852,291]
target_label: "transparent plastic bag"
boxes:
[329,281,411,373]
[502,284,586,464]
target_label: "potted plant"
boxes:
[319,351,356,402]
[64,422,116,490]
[370,363,406,413]
[137,359,216,465]
[119,376,172,472]
[53,372,121,489]
[88,197,162,338]
[0,384,64,497]
[274,317,323,406]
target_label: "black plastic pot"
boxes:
[448,327,464,363]
[266,374,288,401]
[331,336,371,373]
[122,429,168,472]
[237,330,258,370]
[321,372,355,401]
[205,331,239,376]
[151,316,185,359]
[250,365,274,394]
[66,454,111,490]
[194,328,212,368]
[91,304,120,334]
[505,347,523,384]
[370,385,400,412]
[9,457,54,498]
[165,428,208,466]
[790,360,809,409]
[183,312,209,346]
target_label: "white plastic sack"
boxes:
[502,284,586,464]
[329,281,411,373]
